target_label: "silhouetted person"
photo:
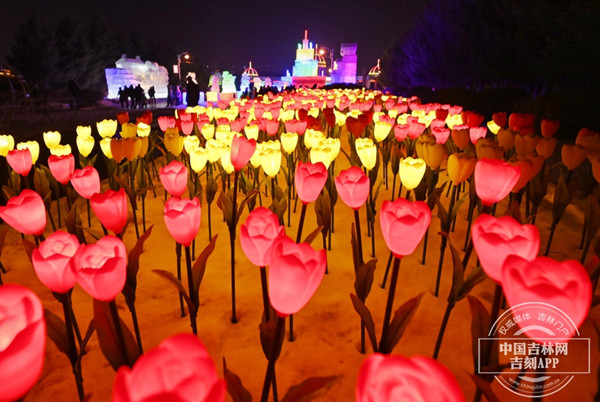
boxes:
[186,77,200,107]
[118,87,128,108]
[148,86,156,106]
[135,84,146,109]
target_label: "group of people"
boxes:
[118,84,155,109]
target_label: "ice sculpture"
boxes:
[105,55,169,99]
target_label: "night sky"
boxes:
[0,0,429,77]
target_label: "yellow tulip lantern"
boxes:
[0,134,15,156]
[100,138,113,159]
[355,137,377,170]
[96,119,118,139]
[183,135,201,155]
[202,123,216,141]
[486,120,501,135]
[561,144,588,170]
[220,146,235,174]
[43,131,61,150]
[189,146,208,173]
[304,129,325,149]
[50,144,71,157]
[76,126,95,158]
[399,157,426,190]
[373,118,393,142]
[535,137,557,160]
[310,141,335,169]
[122,137,142,161]
[244,124,259,141]
[164,127,184,157]
[136,122,151,158]
[260,147,282,178]
[447,153,476,185]
[280,132,298,154]
[206,139,225,164]
[120,123,138,138]
[422,142,446,170]
[16,141,40,165]
[250,142,265,169]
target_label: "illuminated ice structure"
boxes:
[331,43,358,84]
[289,31,326,88]
[105,55,169,99]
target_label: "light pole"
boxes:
[318,47,335,77]
[177,52,190,87]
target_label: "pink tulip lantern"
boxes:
[295,161,328,205]
[91,188,128,235]
[70,166,101,199]
[163,197,201,248]
[230,135,256,171]
[113,333,226,402]
[474,158,521,207]
[48,154,75,185]
[159,160,188,198]
[32,230,79,293]
[0,284,46,402]
[240,207,285,268]
[502,255,592,344]
[0,189,46,236]
[6,148,32,176]
[356,354,464,402]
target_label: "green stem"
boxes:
[176,243,185,317]
[379,256,401,353]
[61,292,85,400]
[260,316,285,402]
[544,220,557,256]
[108,300,131,367]
[230,171,240,324]
[432,301,455,360]
[185,245,198,334]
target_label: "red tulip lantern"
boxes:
[32,230,80,293]
[6,148,32,176]
[0,284,46,402]
[48,154,75,185]
[70,166,101,199]
[0,189,46,235]
[502,255,592,343]
[159,160,188,198]
[230,134,256,171]
[295,161,328,205]
[112,333,226,402]
[73,235,127,301]
[163,197,201,247]
[334,166,370,210]
[471,214,540,283]
[356,354,464,402]
[379,198,431,258]
[90,188,128,235]
[240,207,285,267]
[474,158,521,206]
[268,235,327,317]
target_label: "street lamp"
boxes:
[177,52,190,87]
[318,47,334,77]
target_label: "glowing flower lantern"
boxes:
[356,354,464,402]
[90,188,128,235]
[496,128,515,151]
[492,112,507,128]
[164,127,184,156]
[43,131,61,150]
[295,161,328,204]
[280,132,298,154]
[474,158,521,206]
[394,124,409,142]
[310,141,336,169]
[180,119,195,136]
[70,166,101,199]
[510,158,536,193]
[183,135,200,155]
[304,129,325,149]
[137,110,152,125]
[576,128,600,149]
[486,120,501,135]
[268,235,327,317]
[120,123,137,138]
[6,148,32,176]
[230,135,256,171]
[189,146,208,173]
[406,118,426,140]
[48,154,75,185]
[110,139,126,163]
[374,117,393,142]
[509,113,535,134]
[561,144,587,170]
[447,153,476,185]
[99,138,113,159]
[206,139,224,163]
[0,189,46,235]
[0,284,46,402]
[335,167,370,210]
[116,111,129,125]
[201,123,216,140]
[260,148,282,178]
[50,144,71,157]
[502,255,591,343]
[16,141,39,165]
[157,116,176,132]
[136,122,151,138]
[379,198,431,258]
[163,197,201,247]
[240,207,285,267]
[541,119,560,138]
[244,124,259,140]
[73,235,127,301]
[32,230,79,293]
[451,126,471,150]
[355,138,377,170]
[0,134,15,156]
[431,126,450,144]
[76,131,95,158]
[475,138,503,160]
[160,161,188,198]
[399,157,426,190]
[461,110,484,128]
[469,127,487,144]
[112,333,225,402]
[96,119,118,138]
[220,147,235,174]
[514,134,539,157]
[421,142,446,170]
[535,137,557,160]
[472,214,540,283]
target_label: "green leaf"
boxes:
[354,259,377,302]
[280,375,340,402]
[467,295,490,372]
[217,191,233,226]
[314,192,331,235]
[123,225,154,303]
[43,309,70,360]
[192,235,218,297]
[222,357,253,402]
[384,292,424,353]
[350,293,378,352]
[447,238,464,304]
[457,266,487,302]
[436,200,450,232]
[93,300,139,371]
[152,269,196,315]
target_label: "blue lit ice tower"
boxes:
[292,30,318,77]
